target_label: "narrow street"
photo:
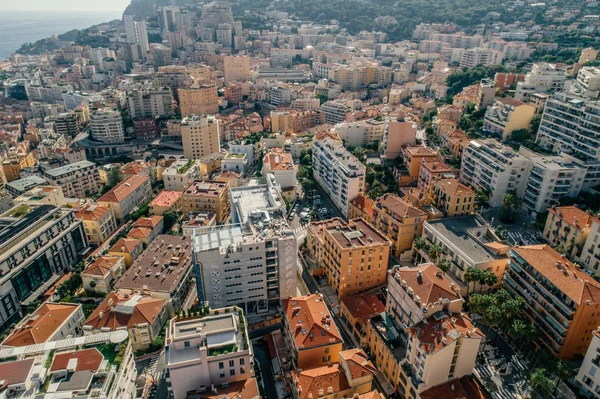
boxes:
[252,343,279,399]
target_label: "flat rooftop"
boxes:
[173,313,235,339]
[183,180,227,197]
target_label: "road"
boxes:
[252,344,279,399]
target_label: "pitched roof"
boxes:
[2,303,81,347]
[83,256,122,277]
[512,245,600,305]
[50,348,103,373]
[149,191,182,208]
[338,348,377,379]
[84,292,166,331]
[109,237,143,254]
[420,160,456,174]
[548,206,597,232]
[496,96,525,107]
[133,215,163,229]
[435,178,475,197]
[408,313,483,354]
[127,227,153,239]
[404,146,438,157]
[377,194,427,219]
[98,175,149,203]
[341,293,385,325]
[350,195,374,216]
[0,359,35,392]
[283,294,343,350]
[394,263,460,307]
[292,364,350,399]
[75,204,112,221]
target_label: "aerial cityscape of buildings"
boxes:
[1,0,600,398]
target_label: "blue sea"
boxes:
[0,11,124,60]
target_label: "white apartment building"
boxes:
[162,159,200,191]
[514,63,568,102]
[41,160,100,198]
[460,139,531,207]
[570,66,600,99]
[459,47,503,68]
[575,328,600,398]
[536,92,600,188]
[181,115,222,161]
[126,87,174,119]
[581,219,600,272]
[90,108,125,143]
[222,153,248,174]
[312,136,366,216]
[334,119,386,147]
[164,309,253,399]
[522,153,586,213]
[263,149,297,189]
[320,100,351,124]
[124,15,149,54]
[191,176,297,313]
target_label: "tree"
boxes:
[439,259,451,274]
[529,368,554,399]
[500,190,522,223]
[474,188,490,210]
[109,167,123,187]
[464,267,479,296]
[301,178,317,194]
[509,128,531,143]
[428,244,442,265]
[413,237,426,251]
[299,149,312,166]
[352,146,366,162]
[163,211,179,233]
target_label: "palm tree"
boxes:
[413,237,426,251]
[529,368,554,399]
[464,267,479,296]
[481,271,498,292]
[428,244,442,265]
[439,259,451,274]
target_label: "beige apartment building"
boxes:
[75,204,118,245]
[223,55,250,84]
[98,175,152,220]
[431,178,476,217]
[41,160,100,198]
[180,115,221,160]
[308,218,391,298]
[178,84,219,118]
[543,206,596,259]
[181,180,230,223]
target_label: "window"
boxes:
[219,362,224,369]
[184,341,190,347]
[230,369,235,376]
[240,358,245,365]
[229,360,235,367]
[220,373,225,378]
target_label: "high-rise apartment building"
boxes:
[192,177,297,312]
[223,56,250,85]
[334,119,386,148]
[0,205,87,331]
[312,135,366,216]
[90,108,125,143]
[178,84,219,117]
[127,87,174,118]
[124,15,150,55]
[307,218,391,298]
[514,63,568,102]
[459,47,503,68]
[460,139,531,207]
[180,115,221,160]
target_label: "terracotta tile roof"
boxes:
[0,359,35,392]
[98,175,149,203]
[133,216,164,229]
[183,180,228,197]
[435,178,475,197]
[127,227,153,239]
[187,378,260,399]
[350,195,374,216]
[2,303,81,347]
[496,96,525,107]
[122,161,151,176]
[395,263,460,307]
[216,171,241,179]
[264,148,294,171]
[341,293,385,325]
[83,256,122,277]
[149,191,182,208]
[377,194,427,219]
[84,292,166,331]
[548,206,598,232]
[338,348,377,379]
[420,160,456,174]
[292,364,350,399]
[357,391,384,399]
[109,238,143,254]
[50,348,103,373]
[309,218,391,249]
[408,313,483,354]
[420,376,487,399]
[512,245,600,305]
[283,294,343,350]
[75,204,112,221]
[404,146,438,157]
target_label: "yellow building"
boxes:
[339,292,384,347]
[75,204,118,246]
[308,218,391,298]
[198,152,225,178]
[283,294,344,369]
[402,146,438,185]
[543,206,596,259]
[178,84,219,118]
[431,178,476,217]
[483,97,535,140]
[223,55,250,85]
[180,115,221,160]
[356,194,428,258]
[2,160,22,182]
[181,180,230,223]
[108,238,145,267]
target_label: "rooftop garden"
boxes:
[208,344,238,357]
[177,159,195,174]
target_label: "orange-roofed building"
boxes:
[149,190,182,216]
[129,215,164,244]
[291,349,376,399]
[98,175,152,220]
[402,146,438,184]
[431,178,476,217]
[348,195,375,223]
[83,292,168,351]
[543,206,597,259]
[437,104,463,123]
[81,256,126,294]
[442,129,471,159]
[121,160,155,181]
[50,348,104,373]
[1,302,84,347]
[181,180,230,223]
[263,148,297,199]
[108,238,144,267]
[339,293,385,346]
[75,204,118,245]
[283,294,344,369]
[308,218,391,297]
[505,245,600,359]
[186,378,261,399]
[417,160,458,193]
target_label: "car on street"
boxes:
[300,212,310,222]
